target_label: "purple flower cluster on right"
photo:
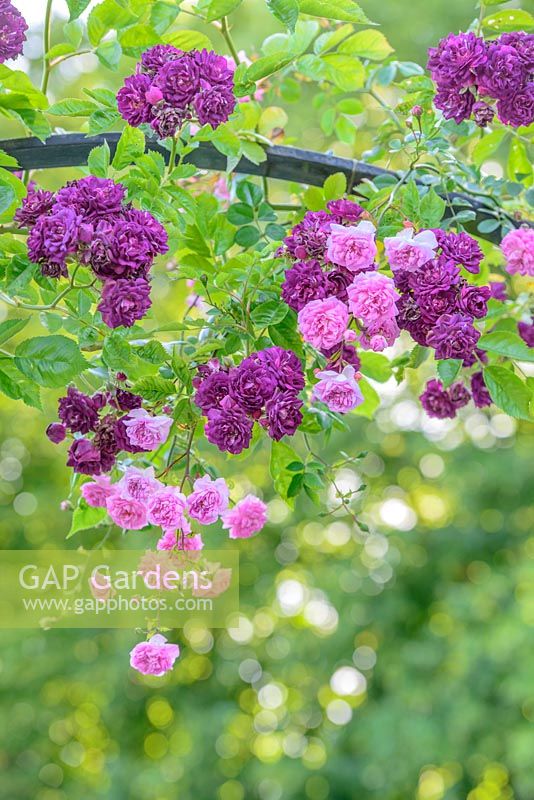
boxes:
[117,45,236,137]
[193,348,305,454]
[427,31,534,128]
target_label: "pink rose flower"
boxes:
[313,365,364,413]
[222,495,267,539]
[326,221,377,272]
[298,296,349,349]
[107,495,148,530]
[347,273,399,325]
[147,488,188,530]
[359,318,400,351]
[501,228,534,277]
[122,409,173,451]
[156,527,204,551]
[81,475,116,508]
[116,466,162,503]
[130,634,180,676]
[384,228,438,272]
[187,475,229,524]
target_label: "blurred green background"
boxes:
[1,1,533,799]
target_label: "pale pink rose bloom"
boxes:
[326,221,377,272]
[222,495,267,539]
[359,318,400,352]
[187,475,229,525]
[501,228,534,277]
[107,495,148,530]
[116,466,162,503]
[347,272,399,325]
[89,570,115,601]
[123,409,173,451]
[298,296,349,349]
[213,176,232,203]
[193,566,232,598]
[136,550,182,586]
[384,228,437,272]
[81,475,116,508]
[313,365,364,413]
[130,634,180,676]
[147,488,188,530]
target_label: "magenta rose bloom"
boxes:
[98,277,152,328]
[347,272,399,326]
[298,296,349,350]
[384,228,438,272]
[500,227,534,277]
[420,379,456,419]
[81,476,116,508]
[264,391,303,440]
[427,312,480,360]
[518,318,534,348]
[194,370,231,414]
[281,260,330,311]
[253,347,305,393]
[499,32,534,70]
[194,86,236,128]
[27,207,81,276]
[140,44,183,76]
[14,185,55,228]
[427,32,487,90]
[477,43,525,100]
[438,232,484,274]
[229,358,277,413]
[222,495,268,539]
[55,176,126,223]
[205,397,254,455]
[107,495,148,530]
[187,475,229,524]
[327,199,364,222]
[117,73,154,126]
[46,422,66,444]
[458,284,490,319]
[471,371,492,408]
[130,634,180,676]
[326,221,377,272]
[156,54,200,106]
[147,488,188,530]
[496,85,534,128]
[313,365,363,414]
[0,0,27,63]
[434,86,475,123]
[122,408,172,451]
[66,439,104,476]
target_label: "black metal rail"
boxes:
[1,133,530,243]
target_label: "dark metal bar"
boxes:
[0,134,530,243]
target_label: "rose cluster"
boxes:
[46,383,173,476]
[427,31,534,128]
[0,0,27,63]
[81,467,267,545]
[16,178,168,328]
[193,347,305,453]
[117,45,236,137]
[419,372,491,420]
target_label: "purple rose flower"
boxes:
[477,43,525,100]
[396,294,432,346]
[110,389,143,412]
[27,207,81,275]
[438,232,484,274]
[264,391,303,440]
[408,257,460,295]
[87,219,157,279]
[518,318,534,348]
[229,359,277,413]
[427,313,481,360]
[0,0,27,63]
[321,343,361,372]
[434,87,475,124]
[58,387,100,434]
[281,260,329,311]
[458,283,490,319]
[98,277,152,328]
[194,370,231,414]
[473,101,495,127]
[192,49,234,85]
[326,268,355,303]
[497,85,534,128]
[117,73,154,127]
[420,379,456,419]
[194,86,236,128]
[113,416,147,454]
[124,208,168,256]
[93,414,121,471]
[327,199,364,222]
[449,381,471,409]
[66,439,104,476]
[417,288,459,324]
[205,397,254,454]
[140,44,183,77]
[427,32,487,90]
[156,55,200,106]
[55,177,126,223]
[499,32,534,70]
[471,371,492,408]
[14,185,55,228]
[46,422,66,444]
[489,281,507,302]
[283,210,332,261]
[253,347,306,393]
[150,102,185,138]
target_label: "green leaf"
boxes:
[352,377,380,419]
[0,317,29,345]
[14,335,88,388]
[250,301,288,327]
[227,203,254,226]
[164,30,213,51]
[88,109,121,135]
[246,52,294,81]
[112,126,145,170]
[96,39,122,70]
[0,184,15,215]
[235,226,261,247]
[0,65,48,110]
[211,125,242,159]
[298,0,370,23]
[270,440,301,506]
[132,375,176,403]
[47,98,99,117]
[419,188,446,228]
[482,9,534,33]
[119,25,162,57]
[66,0,91,21]
[268,310,303,357]
[478,331,534,363]
[323,172,347,201]
[150,1,181,35]
[483,366,532,420]
[472,130,506,167]
[359,352,392,383]
[102,332,131,371]
[205,0,243,22]
[266,0,299,32]
[134,340,167,365]
[45,43,76,61]
[338,29,393,60]
[87,0,137,46]
[87,141,111,177]
[67,501,108,539]
[436,359,462,388]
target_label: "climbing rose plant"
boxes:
[0,0,532,677]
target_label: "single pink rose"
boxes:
[313,365,364,413]
[81,475,116,508]
[107,495,148,530]
[326,221,377,271]
[347,272,399,326]
[298,296,349,349]
[187,475,229,525]
[122,409,172,451]
[359,317,400,351]
[501,228,534,277]
[222,495,267,539]
[130,634,180,676]
[147,488,188,530]
[116,466,162,503]
[384,228,438,272]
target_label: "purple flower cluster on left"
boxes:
[117,45,236,137]
[15,177,168,328]
[0,0,27,63]
[46,381,172,476]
